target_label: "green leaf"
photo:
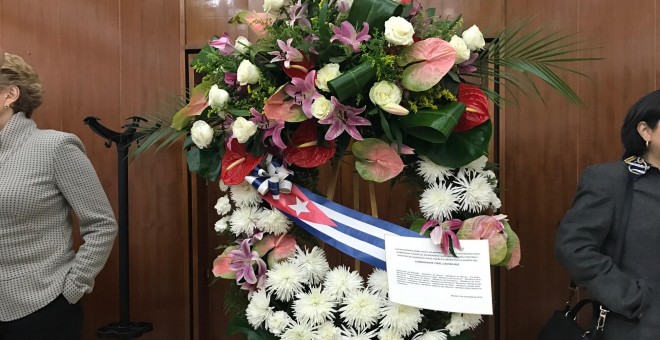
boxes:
[347,0,403,32]
[409,218,429,236]
[391,120,403,153]
[186,145,222,181]
[399,102,466,143]
[411,120,492,168]
[379,110,393,142]
[227,109,251,117]
[327,61,376,102]
[318,0,331,43]
[227,314,278,340]
[191,41,218,69]
[171,81,212,130]
[448,332,474,340]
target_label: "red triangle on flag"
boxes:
[262,186,336,227]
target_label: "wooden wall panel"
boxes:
[57,1,122,337]
[501,1,580,339]
[1,1,189,339]
[576,0,657,168]
[120,0,189,339]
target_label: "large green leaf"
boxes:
[171,81,212,130]
[327,61,376,101]
[191,41,217,69]
[186,144,222,181]
[347,0,402,32]
[399,102,466,143]
[410,120,492,168]
[227,315,278,340]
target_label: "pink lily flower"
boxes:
[420,219,463,256]
[269,38,304,69]
[209,33,235,56]
[318,96,370,141]
[288,0,311,27]
[250,108,287,150]
[330,21,371,52]
[458,52,479,75]
[285,71,321,118]
[228,239,268,286]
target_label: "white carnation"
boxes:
[229,206,263,236]
[266,311,294,335]
[246,289,272,328]
[419,183,461,220]
[445,313,483,336]
[214,216,229,233]
[229,182,262,207]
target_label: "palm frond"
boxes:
[130,95,189,158]
[477,19,602,105]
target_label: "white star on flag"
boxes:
[289,198,310,216]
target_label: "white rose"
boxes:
[384,16,415,46]
[449,35,471,64]
[236,60,261,85]
[369,80,409,115]
[231,117,257,143]
[190,120,214,149]
[311,97,334,120]
[315,63,341,92]
[263,0,284,12]
[369,81,402,106]
[234,36,251,55]
[462,25,485,51]
[208,84,230,110]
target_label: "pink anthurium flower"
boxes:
[253,234,297,266]
[212,246,238,279]
[318,96,370,141]
[420,219,463,256]
[456,215,510,265]
[330,21,371,52]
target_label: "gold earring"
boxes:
[646,140,650,149]
[2,104,7,109]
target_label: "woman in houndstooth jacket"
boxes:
[0,53,117,339]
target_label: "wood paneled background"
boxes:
[1,0,659,339]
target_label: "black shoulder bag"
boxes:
[538,170,633,340]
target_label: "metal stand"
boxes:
[84,116,153,340]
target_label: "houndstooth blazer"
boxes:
[0,112,117,321]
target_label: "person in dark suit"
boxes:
[556,90,660,339]
[0,53,117,339]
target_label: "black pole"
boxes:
[85,116,153,340]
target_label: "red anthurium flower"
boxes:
[284,120,336,168]
[221,139,264,185]
[454,83,490,132]
[282,53,316,79]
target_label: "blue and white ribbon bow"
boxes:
[245,154,293,199]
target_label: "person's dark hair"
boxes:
[621,90,660,158]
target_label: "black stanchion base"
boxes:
[97,322,153,339]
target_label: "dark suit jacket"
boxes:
[556,161,659,339]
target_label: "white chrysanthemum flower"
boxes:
[246,289,272,328]
[258,208,292,235]
[280,321,318,340]
[323,266,364,301]
[484,170,497,182]
[219,179,229,192]
[266,262,306,302]
[367,269,389,298]
[445,313,482,336]
[229,206,262,236]
[340,290,382,330]
[214,195,231,215]
[463,155,488,172]
[412,330,448,340]
[266,311,293,335]
[214,216,229,233]
[292,247,330,285]
[455,172,493,213]
[293,287,336,326]
[489,191,502,210]
[380,302,423,337]
[419,183,461,220]
[416,156,453,184]
[229,182,262,207]
[378,328,403,340]
[341,326,379,340]
[317,321,342,340]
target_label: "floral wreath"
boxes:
[137,0,589,338]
